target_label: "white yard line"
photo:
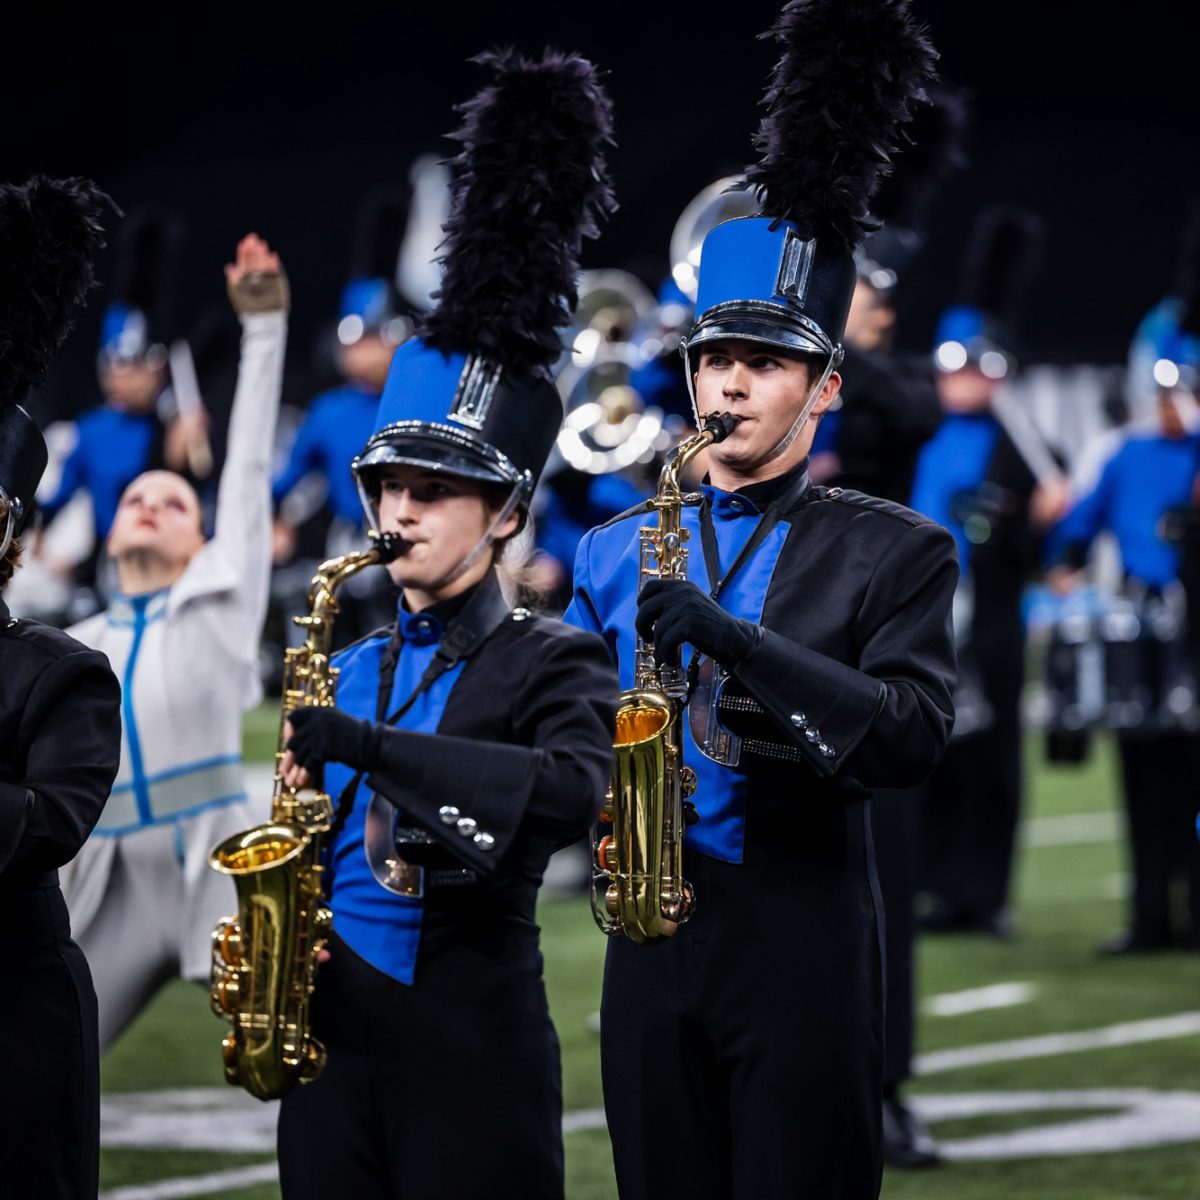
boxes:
[1022,811,1119,848]
[916,1011,1200,1075]
[100,1164,278,1200]
[925,982,1036,1017]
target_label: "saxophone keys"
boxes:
[214,920,243,967]
[596,834,617,873]
[605,882,622,918]
[680,766,697,798]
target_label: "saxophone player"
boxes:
[564,3,957,1196]
[273,50,617,1200]
[59,233,289,1050]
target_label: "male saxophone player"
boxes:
[566,3,957,1196]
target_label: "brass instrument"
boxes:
[209,547,383,1100]
[591,411,740,943]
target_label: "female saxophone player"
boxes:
[273,49,617,1200]
[60,233,289,1048]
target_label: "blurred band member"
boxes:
[0,177,120,1200]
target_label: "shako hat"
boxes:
[354,48,616,523]
[337,185,414,348]
[933,205,1045,378]
[98,204,183,367]
[684,0,938,368]
[856,84,969,296]
[0,176,107,551]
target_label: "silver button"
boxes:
[729,499,743,512]
[790,711,808,728]
[819,743,836,758]
[456,817,478,837]
[438,806,460,825]
[511,608,532,622]
[473,832,496,851]
[805,727,821,744]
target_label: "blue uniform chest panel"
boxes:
[324,633,466,985]
[571,495,790,864]
[79,408,158,535]
[909,413,999,572]
[1105,436,1200,589]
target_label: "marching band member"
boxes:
[59,233,289,1048]
[274,50,617,1200]
[566,4,956,1195]
[911,206,1054,938]
[1047,238,1200,953]
[39,208,195,571]
[0,177,120,1200]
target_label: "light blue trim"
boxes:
[122,597,153,826]
[89,791,250,838]
[108,753,243,796]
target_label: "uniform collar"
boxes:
[109,587,171,625]
[701,457,811,519]
[0,594,10,623]
[397,582,478,646]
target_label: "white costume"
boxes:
[61,310,287,1048]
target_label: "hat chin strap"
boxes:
[683,346,842,467]
[429,481,525,591]
[360,478,527,594]
[0,489,17,563]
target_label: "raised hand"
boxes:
[225,233,289,314]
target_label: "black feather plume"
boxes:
[111,205,185,341]
[960,206,1046,326]
[421,48,617,378]
[0,176,109,408]
[744,0,938,250]
[1174,199,1200,337]
[872,84,969,233]
[350,185,410,282]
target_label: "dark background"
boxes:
[6,0,1199,416]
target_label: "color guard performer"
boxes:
[0,176,120,1200]
[59,233,290,1048]
[566,4,956,1195]
[274,49,618,1200]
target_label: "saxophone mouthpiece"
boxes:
[702,411,743,443]
[370,531,414,564]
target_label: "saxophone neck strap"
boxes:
[330,571,513,843]
[375,567,512,725]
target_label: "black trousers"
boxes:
[1116,731,1200,945]
[278,926,564,1200]
[921,633,1024,921]
[0,878,100,1200]
[870,788,916,1088]
[601,830,884,1200]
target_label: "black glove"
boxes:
[635,579,761,667]
[287,706,383,772]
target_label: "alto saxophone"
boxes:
[591,411,740,943]
[209,547,383,1100]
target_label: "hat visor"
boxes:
[354,422,525,491]
[686,303,833,360]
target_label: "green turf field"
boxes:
[98,721,1200,1199]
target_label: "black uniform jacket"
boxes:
[831,345,942,504]
[361,593,618,921]
[718,482,959,800]
[0,596,120,885]
[0,593,120,1200]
